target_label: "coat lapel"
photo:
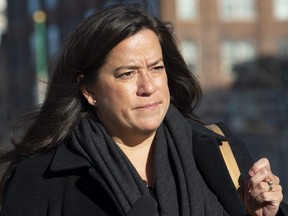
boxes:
[49,140,91,172]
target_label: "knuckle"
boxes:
[258,157,269,166]
[257,182,267,190]
[265,158,271,166]
[261,192,270,201]
[255,193,268,203]
[258,168,268,177]
[280,193,284,202]
[250,177,258,188]
[278,184,282,192]
[274,176,280,184]
[279,192,284,201]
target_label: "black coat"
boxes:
[1,121,287,216]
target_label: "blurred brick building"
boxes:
[160,0,288,89]
[160,0,288,200]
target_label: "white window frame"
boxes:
[219,0,256,21]
[180,40,200,74]
[273,0,288,20]
[176,0,198,21]
[221,40,256,75]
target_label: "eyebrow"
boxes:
[113,58,163,73]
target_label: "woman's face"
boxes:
[86,29,170,143]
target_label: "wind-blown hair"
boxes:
[0,4,202,192]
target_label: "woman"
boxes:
[0,4,286,216]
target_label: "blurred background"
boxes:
[0,0,287,201]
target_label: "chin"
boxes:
[136,122,162,133]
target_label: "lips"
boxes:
[136,102,161,109]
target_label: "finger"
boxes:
[249,171,280,191]
[271,175,280,185]
[249,166,275,189]
[249,181,282,198]
[252,185,283,205]
[249,158,271,177]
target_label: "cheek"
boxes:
[157,75,169,94]
[98,82,135,106]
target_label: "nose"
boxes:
[136,71,156,96]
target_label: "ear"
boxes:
[78,75,96,106]
[81,87,96,106]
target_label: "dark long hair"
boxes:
[0,4,202,193]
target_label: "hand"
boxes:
[244,158,283,216]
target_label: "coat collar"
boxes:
[49,140,91,173]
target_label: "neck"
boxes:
[113,132,156,186]
[112,131,156,149]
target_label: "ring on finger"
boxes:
[268,180,273,192]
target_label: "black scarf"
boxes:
[70,105,229,216]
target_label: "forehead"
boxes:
[105,29,162,62]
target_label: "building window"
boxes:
[181,40,199,73]
[219,0,255,21]
[221,40,256,75]
[176,0,198,21]
[274,0,288,20]
[44,0,58,10]
[47,25,60,57]
[27,0,40,15]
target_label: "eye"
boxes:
[116,71,136,79]
[152,65,165,71]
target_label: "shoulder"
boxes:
[0,150,56,215]
[10,150,55,184]
[207,121,255,177]
[1,141,116,216]
[17,149,54,171]
[185,118,228,141]
[186,118,254,173]
[3,150,56,194]
[214,122,255,167]
[186,118,248,149]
